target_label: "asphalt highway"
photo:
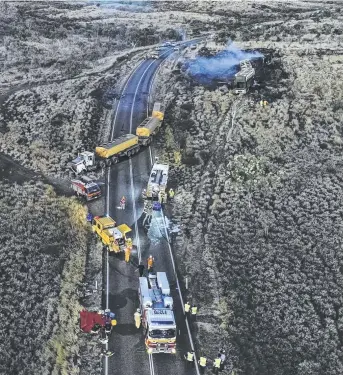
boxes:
[104,42,201,375]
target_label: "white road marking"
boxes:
[111,60,145,141]
[129,158,142,263]
[130,60,157,134]
[160,209,200,375]
[106,251,109,308]
[104,60,146,375]
[147,48,173,115]
[148,353,155,375]
[128,56,156,375]
[105,357,108,374]
[149,146,153,165]
[106,168,110,216]
[144,47,202,373]
[106,61,146,216]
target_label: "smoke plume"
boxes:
[184,42,263,84]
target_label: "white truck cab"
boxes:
[69,151,95,174]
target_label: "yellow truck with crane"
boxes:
[92,216,132,253]
[68,102,165,175]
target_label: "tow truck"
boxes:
[92,216,132,253]
[139,272,177,354]
[71,176,102,201]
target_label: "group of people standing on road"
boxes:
[184,348,227,374]
[119,188,175,211]
[136,255,155,277]
[183,301,230,373]
[184,301,198,320]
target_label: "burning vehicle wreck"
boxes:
[181,42,265,93]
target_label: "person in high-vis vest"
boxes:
[100,350,114,358]
[111,318,117,327]
[168,188,175,200]
[184,301,191,316]
[184,351,194,367]
[125,246,131,263]
[198,356,207,373]
[213,355,222,374]
[147,255,154,271]
[191,304,198,320]
[134,309,141,329]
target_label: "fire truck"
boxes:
[139,272,177,354]
[71,176,102,201]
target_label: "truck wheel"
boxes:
[106,159,112,167]
[112,157,119,164]
[127,150,132,157]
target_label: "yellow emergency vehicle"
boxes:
[92,216,132,253]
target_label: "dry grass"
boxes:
[154,2,343,374]
[0,180,91,375]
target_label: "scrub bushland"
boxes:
[0,180,90,375]
[0,2,182,176]
[155,2,343,375]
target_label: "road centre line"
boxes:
[106,61,145,216]
[111,60,145,141]
[148,353,155,375]
[104,59,147,375]
[128,57,157,375]
[149,146,154,165]
[130,60,157,134]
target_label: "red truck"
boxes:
[71,176,102,201]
